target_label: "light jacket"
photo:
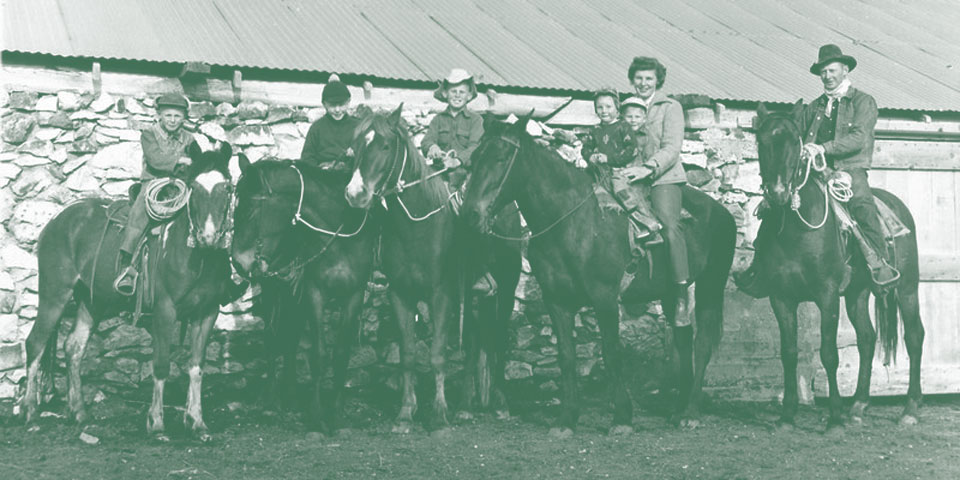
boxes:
[633,91,686,186]
[420,107,484,166]
[141,124,194,180]
[800,86,877,170]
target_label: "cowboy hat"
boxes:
[810,44,857,75]
[433,68,478,103]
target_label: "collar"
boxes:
[824,79,852,99]
[441,106,477,119]
[153,123,185,141]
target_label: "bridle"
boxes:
[184,177,234,250]
[361,128,456,222]
[760,118,829,230]
[483,134,593,242]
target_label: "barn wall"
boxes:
[2,64,958,408]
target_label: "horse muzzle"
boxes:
[764,182,790,207]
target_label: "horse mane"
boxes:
[359,112,450,205]
[486,120,593,192]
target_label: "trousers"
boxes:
[650,183,689,283]
[120,183,150,254]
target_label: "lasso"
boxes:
[792,147,855,229]
[144,177,191,221]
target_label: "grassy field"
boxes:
[2,384,959,480]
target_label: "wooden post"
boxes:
[363,80,373,100]
[232,70,243,104]
[92,62,102,96]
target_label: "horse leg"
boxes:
[329,290,363,434]
[490,288,515,419]
[596,306,633,435]
[681,303,723,429]
[183,309,217,442]
[427,288,454,435]
[64,301,94,425]
[456,292,479,421]
[304,288,330,436]
[816,294,844,435]
[545,302,578,437]
[147,295,176,442]
[771,296,800,428]
[24,283,74,426]
[898,288,924,426]
[390,291,418,434]
[844,287,875,424]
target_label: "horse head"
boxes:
[755,100,805,207]
[462,111,533,234]
[184,139,234,249]
[345,105,406,209]
[231,156,301,278]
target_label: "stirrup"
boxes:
[471,272,498,297]
[113,266,138,296]
[870,263,900,288]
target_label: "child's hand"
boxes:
[590,153,608,164]
[622,166,653,183]
[427,144,444,160]
[177,156,192,166]
[345,147,355,157]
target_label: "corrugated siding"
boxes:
[4,0,960,110]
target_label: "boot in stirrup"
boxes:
[113,266,138,296]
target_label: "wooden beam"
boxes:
[232,70,242,103]
[872,140,960,170]
[179,61,211,79]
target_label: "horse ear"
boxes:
[238,152,251,173]
[515,108,535,135]
[789,98,805,119]
[187,140,203,161]
[389,103,404,123]
[756,102,769,121]
[219,142,233,163]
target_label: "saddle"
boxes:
[593,182,692,254]
[104,199,172,322]
[832,196,911,242]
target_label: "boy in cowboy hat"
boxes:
[420,68,484,189]
[300,74,359,170]
[114,93,196,295]
[736,44,899,297]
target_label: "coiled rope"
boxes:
[144,177,191,221]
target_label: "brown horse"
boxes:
[231,158,377,435]
[345,107,522,434]
[752,103,923,433]
[461,116,736,436]
[23,141,237,442]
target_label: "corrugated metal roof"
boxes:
[4,0,960,111]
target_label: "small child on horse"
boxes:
[300,74,359,170]
[420,68,483,190]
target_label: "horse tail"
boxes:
[694,200,738,347]
[875,289,901,366]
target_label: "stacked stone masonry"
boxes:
[0,86,764,405]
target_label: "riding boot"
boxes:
[856,234,900,291]
[673,282,692,328]
[627,209,663,245]
[113,251,138,296]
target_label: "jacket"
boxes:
[800,86,877,170]
[140,124,194,180]
[420,107,484,166]
[581,121,642,168]
[634,91,686,186]
[300,113,360,168]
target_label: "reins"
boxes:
[291,163,368,237]
[370,132,457,222]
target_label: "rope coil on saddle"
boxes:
[144,178,191,221]
[791,146,855,229]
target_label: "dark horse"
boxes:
[231,158,376,435]
[461,116,736,436]
[753,103,923,432]
[345,107,522,434]
[24,141,236,441]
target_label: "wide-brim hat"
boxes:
[810,44,857,75]
[155,93,189,112]
[433,68,478,103]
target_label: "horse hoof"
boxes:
[306,431,325,442]
[154,434,171,443]
[680,418,701,430]
[549,427,574,439]
[27,424,41,433]
[392,423,413,435]
[495,410,511,421]
[431,427,453,439]
[609,425,634,436]
[899,415,919,426]
[455,411,474,421]
[850,415,864,425]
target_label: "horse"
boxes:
[230,157,377,435]
[752,102,923,433]
[461,115,736,436]
[23,140,237,442]
[345,106,522,434]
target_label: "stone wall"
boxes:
[0,83,767,408]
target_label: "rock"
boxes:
[114,357,140,375]
[69,138,99,154]
[124,97,150,115]
[103,324,152,351]
[97,127,141,142]
[681,139,705,154]
[10,166,57,197]
[43,111,76,129]
[720,191,749,204]
[0,292,16,314]
[97,118,129,129]
[348,345,377,369]
[214,311,264,331]
[237,101,269,120]
[89,94,115,113]
[297,122,312,137]
[34,127,63,141]
[54,130,76,143]
[57,91,82,111]
[577,358,598,377]
[2,113,36,144]
[0,190,15,223]
[215,102,237,116]
[0,342,24,371]
[49,148,68,164]
[35,95,58,112]
[384,342,400,364]
[504,360,533,380]
[684,165,713,187]
[306,108,325,123]
[725,203,747,228]
[14,155,49,168]
[540,346,558,357]
[18,139,54,158]
[205,342,221,363]
[88,142,141,176]
[61,155,90,175]
[98,317,124,332]
[0,314,20,342]
[533,366,562,378]
[64,166,102,192]
[0,271,14,290]
[70,112,104,122]
[511,349,546,364]
[515,325,536,349]
[229,125,274,146]
[576,342,598,358]
[101,180,134,197]
[8,91,39,110]
[0,163,22,180]
[732,160,762,194]
[189,101,216,119]
[10,200,62,244]
[265,105,296,124]
[681,153,708,168]
[269,123,301,138]
[274,134,304,160]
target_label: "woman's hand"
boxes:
[621,165,653,183]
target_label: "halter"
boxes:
[485,134,593,242]
[763,132,830,230]
[365,129,456,222]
